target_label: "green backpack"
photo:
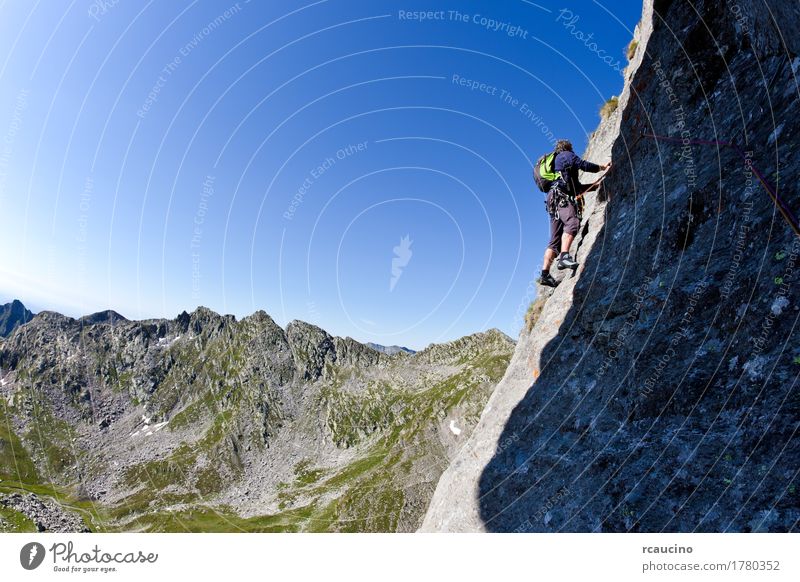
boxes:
[533,152,560,192]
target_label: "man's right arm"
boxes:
[559,151,611,175]
[575,154,602,173]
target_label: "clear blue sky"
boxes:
[0,0,641,349]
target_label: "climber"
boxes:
[537,139,611,287]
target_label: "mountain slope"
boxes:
[0,300,34,337]
[0,306,513,532]
[366,343,416,356]
[422,0,800,532]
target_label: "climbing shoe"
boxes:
[557,252,578,270]
[538,271,559,288]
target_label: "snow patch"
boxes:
[449,420,462,436]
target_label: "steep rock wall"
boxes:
[422,0,799,532]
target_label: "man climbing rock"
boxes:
[538,139,610,287]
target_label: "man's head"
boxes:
[554,139,573,153]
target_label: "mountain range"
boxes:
[0,300,513,532]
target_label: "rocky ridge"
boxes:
[0,302,513,532]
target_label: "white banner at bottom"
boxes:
[1,533,797,581]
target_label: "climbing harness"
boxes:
[546,185,577,220]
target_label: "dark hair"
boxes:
[554,139,573,153]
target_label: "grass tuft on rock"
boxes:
[525,297,548,332]
[600,96,619,119]
[626,39,638,60]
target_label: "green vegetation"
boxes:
[321,382,397,447]
[0,504,37,531]
[293,459,326,486]
[115,342,512,532]
[600,96,619,119]
[0,480,109,532]
[0,409,39,484]
[23,397,78,476]
[1,312,515,533]
[1,405,106,532]
[116,405,244,523]
[121,504,317,533]
[525,297,548,332]
[626,39,638,60]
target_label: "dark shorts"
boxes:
[547,190,580,253]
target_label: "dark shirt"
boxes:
[554,150,601,195]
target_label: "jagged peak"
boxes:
[0,299,33,317]
[30,310,76,325]
[286,318,329,337]
[189,305,234,321]
[415,328,516,362]
[0,299,36,338]
[484,328,515,343]
[365,342,415,356]
[0,310,77,339]
[79,309,127,325]
[239,309,282,331]
[242,309,271,322]
[333,336,384,363]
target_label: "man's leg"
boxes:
[545,211,562,270]
[543,248,557,271]
[539,205,562,287]
[561,232,574,254]
[556,202,580,270]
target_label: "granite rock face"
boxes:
[422,0,799,532]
